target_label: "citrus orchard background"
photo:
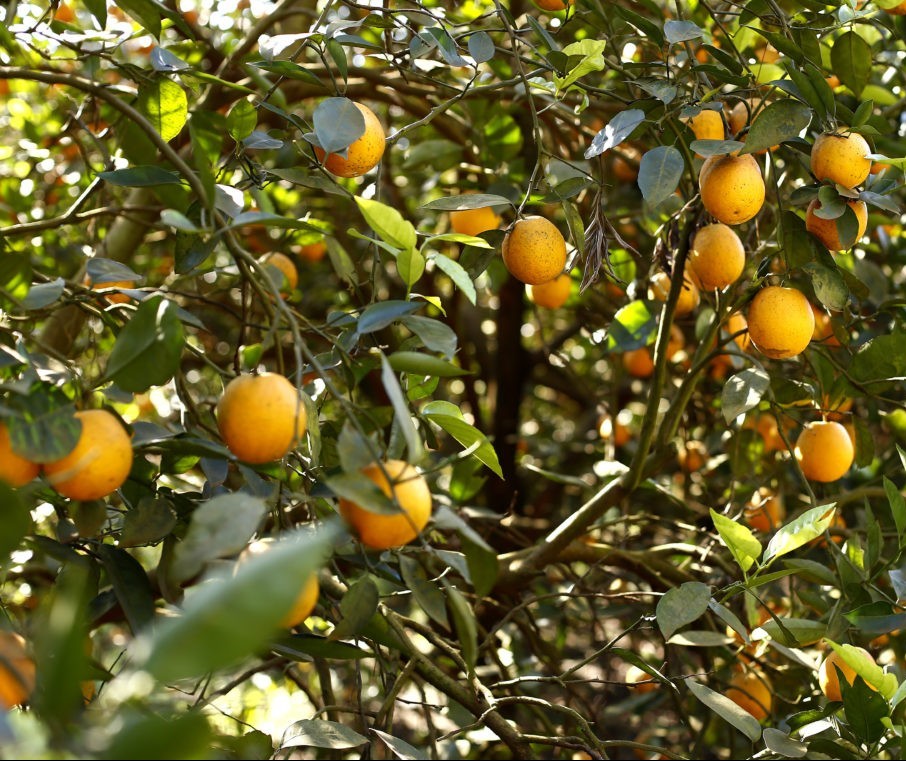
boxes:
[1,0,906,758]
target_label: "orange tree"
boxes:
[1,0,906,758]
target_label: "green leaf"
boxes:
[687,679,762,742]
[248,60,324,87]
[96,544,156,632]
[423,407,502,477]
[831,31,872,98]
[431,253,477,304]
[420,194,512,212]
[689,139,746,157]
[446,583,477,673]
[355,197,417,252]
[656,581,711,639]
[21,278,64,310]
[100,710,212,760]
[326,472,396,515]
[313,97,366,156]
[398,247,426,288]
[710,510,762,573]
[138,79,188,143]
[825,640,898,700]
[554,39,608,91]
[142,525,339,682]
[331,576,380,641]
[0,482,30,561]
[885,477,906,548]
[169,493,267,583]
[779,210,822,269]
[401,315,457,359]
[281,720,367,750]
[97,166,183,187]
[104,296,185,392]
[638,145,684,207]
[380,353,423,463]
[841,674,888,744]
[7,394,80,463]
[756,617,826,647]
[357,300,420,334]
[851,333,906,386]
[763,504,837,563]
[227,99,257,142]
[843,601,906,635]
[585,109,645,160]
[116,0,162,37]
[740,100,813,155]
[372,730,427,761]
[121,496,178,548]
[272,633,370,661]
[605,300,657,352]
[388,351,469,378]
[666,630,735,647]
[468,31,495,63]
[664,19,706,44]
[86,259,142,286]
[722,369,771,423]
[0,252,32,304]
[762,729,807,759]
[400,556,449,629]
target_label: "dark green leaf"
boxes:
[841,673,888,743]
[605,300,657,352]
[831,31,872,98]
[21,278,64,310]
[664,20,706,44]
[116,0,162,37]
[446,583,477,673]
[357,300,420,334]
[281,720,367,750]
[400,556,449,629]
[331,576,380,641]
[97,545,155,632]
[248,60,324,87]
[121,496,178,548]
[98,166,183,187]
[656,581,711,639]
[432,253,477,305]
[227,99,257,142]
[687,679,762,742]
[420,193,512,211]
[851,333,906,385]
[468,31,495,63]
[0,482,30,560]
[0,252,32,303]
[740,100,813,155]
[585,109,645,160]
[101,711,212,760]
[272,633,370,661]
[638,146,684,207]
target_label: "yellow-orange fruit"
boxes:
[612,144,641,182]
[818,648,875,702]
[528,273,571,309]
[260,252,298,293]
[599,412,631,447]
[44,410,133,501]
[502,216,567,285]
[339,460,432,550]
[887,0,906,13]
[686,109,725,155]
[726,311,751,351]
[281,574,320,629]
[216,373,307,464]
[748,412,788,453]
[533,0,573,9]
[0,422,39,487]
[795,421,854,482]
[679,441,708,473]
[88,278,136,305]
[805,199,868,251]
[0,632,35,709]
[811,130,872,189]
[688,223,746,291]
[667,323,685,359]
[726,669,773,721]
[746,286,815,359]
[699,153,765,225]
[622,347,655,378]
[649,270,700,316]
[626,664,659,694]
[745,488,785,533]
[314,102,385,178]
[297,239,327,262]
[450,205,501,237]
[811,304,841,347]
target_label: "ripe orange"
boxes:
[532,0,573,10]
[44,410,133,501]
[745,488,785,533]
[726,311,751,351]
[53,2,75,22]
[599,412,631,447]
[0,631,35,709]
[699,153,765,225]
[811,305,841,347]
[281,574,320,629]
[622,347,655,378]
[0,422,39,487]
[678,441,708,473]
[297,239,327,262]
[528,273,571,309]
[260,252,298,294]
[805,199,868,251]
[795,420,854,482]
[748,412,788,453]
[450,203,501,237]
[338,460,432,550]
[746,286,814,359]
[811,130,872,189]
[726,99,764,137]
[626,664,659,694]
[649,270,700,316]
[502,216,567,285]
[888,0,906,13]
[216,373,307,464]
[726,669,772,721]
[686,109,724,155]
[315,102,385,178]
[688,223,746,291]
[667,323,685,359]
[818,648,875,702]
[612,144,642,182]
[88,278,136,305]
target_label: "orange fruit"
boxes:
[0,632,35,709]
[699,153,765,225]
[260,252,298,294]
[825,75,841,89]
[805,198,868,251]
[811,130,872,189]
[88,278,135,305]
[818,648,875,702]
[532,0,573,9]
[53,2,75,22]
[314,102,385,178]
[745,488,785,533]
[748,412,788,453]
[871,162,892,175]
[685,109,725,155]
[528,273,571,309]
[626,664,659,694]
[726,311,751,351]
[502,216,567,285]
[726,99,763,137]
[297,239,327,262]
[0,422,39,487]
[888,0,906,13]
[746,286,815,359]
[612,144,642,182]
[281,574,320,629]
[678,441,708,473]
[623,347,655,378]
[755,43,780,64]
[599,412,631,447]
[44,410,133,501]
[338,460,432,550]
[811,305,841,347]
[688,223,746,291]
[216,373,308,464]
[726,669,772,721]
[649,270,700,316]
[795,420,854,482]
[450,203,501,237]
[667,323,685,359]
